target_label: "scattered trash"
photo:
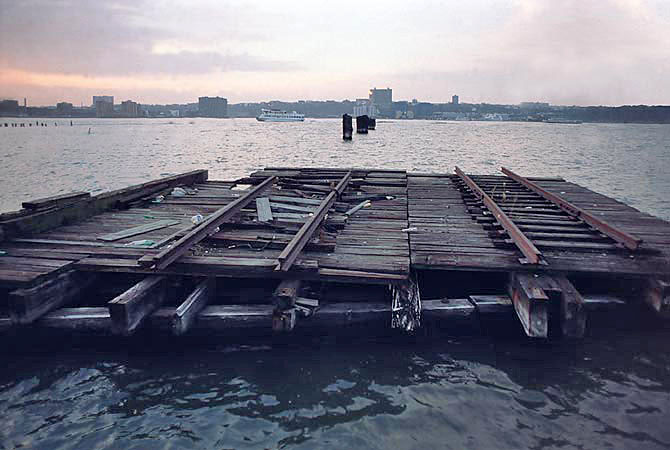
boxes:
[401,227,418,232]
[125,239,156,247]
[191,214,204,225]
[171,187,187,197]
[151,195,164,203]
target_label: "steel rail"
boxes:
[139,176,276,269]
[275,171,353,272]
[455,166,544,265]
[501,167,642,251]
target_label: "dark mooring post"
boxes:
[356,115,369,134]
[342,114,353,140]
[368,117,376,130]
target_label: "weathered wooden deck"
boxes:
[0,166,668,340]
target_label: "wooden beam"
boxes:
[22,191,90,210]
[139,176,275,269]
[643,278,670,316]
[172,278,215,335]
[553,275,587,338]
[108,275,167,335]
[39,307,111,332]
[8,271,98,324]
[508,272,549,337]
[501,167,642,250]
[275,172,352,271]
[455,166,544,265]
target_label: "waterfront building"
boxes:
[95,100,114,118]
[369,88,392,117]
[353,98,376,118]
[198,96,228,118]
[92,96,114,107]
[120,100,140,117]
[452,95,459,105]
[56,102,73,115]
[0,99,20,116]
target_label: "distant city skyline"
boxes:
[1,0,670,106]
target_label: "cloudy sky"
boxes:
[1,0,669,106]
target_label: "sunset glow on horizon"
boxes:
[1,0,669,106]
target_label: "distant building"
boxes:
[0,99,20,116]
[95,100,114,118]
[92,96,114,107]
[520,102,550,109]
[198,96,228,118]
[120,100,140,117]
[353,98,376,117]
[452,95,459,105]
[56,102,73,115]
[369,88,392,117]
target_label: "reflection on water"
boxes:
[1,119,670,448]
[2,334,670,449]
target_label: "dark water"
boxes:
[1,119,670,449]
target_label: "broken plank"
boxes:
[39,307,111,332]
[108,275,167,335]
[256,197,273,223]
[139,176,276,269]
[97,219,180,242]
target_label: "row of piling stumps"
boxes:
[3,121,74,128]
[342,114,376,140]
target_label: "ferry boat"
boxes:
[256,109,305,122]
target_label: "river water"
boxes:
[1,118,670,449]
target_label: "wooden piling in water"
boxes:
[356,115,369,134]
[342,114,353,140]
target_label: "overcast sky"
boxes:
[1,0,669,106]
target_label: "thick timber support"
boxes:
[140,176,275,269]
[501,167,642,250]
[172,278,215,335]
[508,272,549,338]
[275,171,352,271]
[8,271,98,324]
[455,166,544,265]
[108,275,167,335]
[643,278,670,316]
[508,273,586,338]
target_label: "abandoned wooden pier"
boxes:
[1,166,668,341]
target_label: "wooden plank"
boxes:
[275,171,352,272]
[256,197,273,222]
[8,271,98,324]
[553,275,587,338]
[97,219,180,242]
[508,272,549,338]
[139,176,276,269]
[23,191,90,210]
[195,305,273,330]
[173,278,215,335]
[108,275,167,335]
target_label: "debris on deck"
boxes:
[1,166,669,343]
